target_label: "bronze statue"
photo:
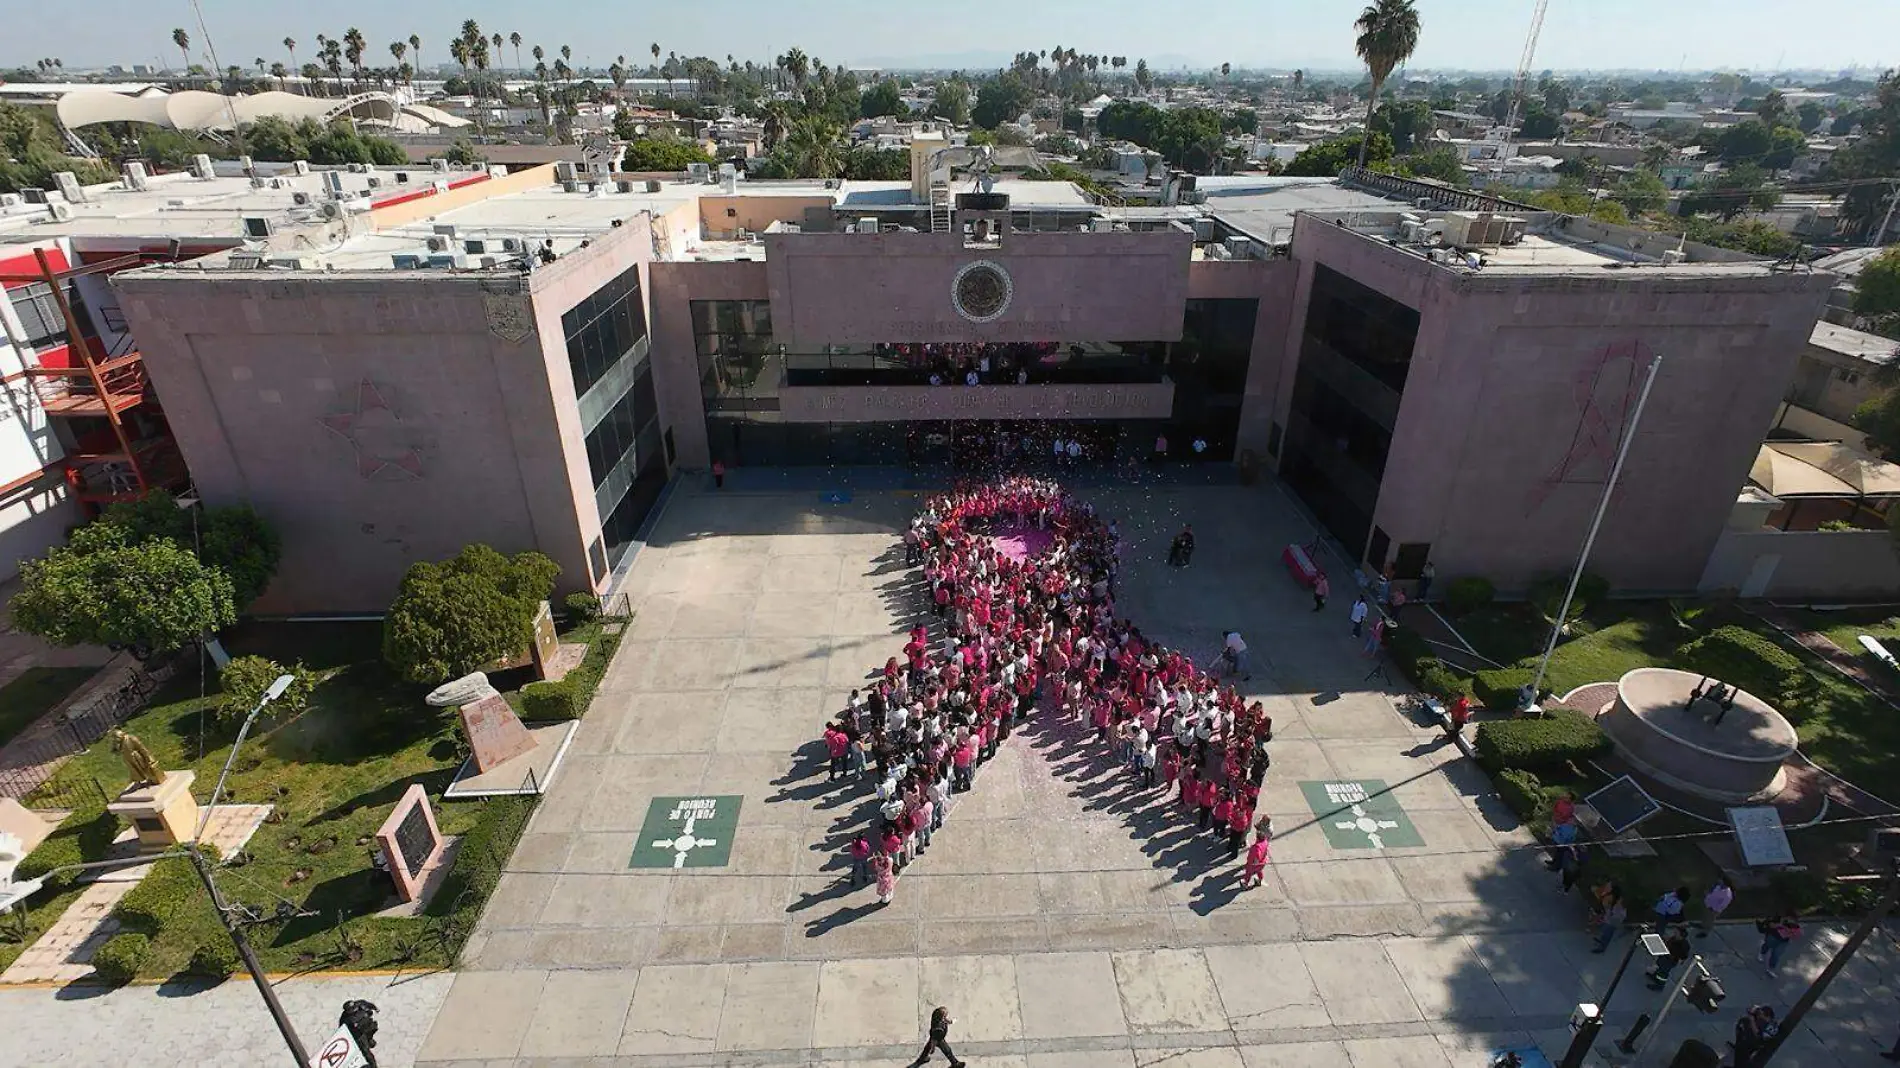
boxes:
[109,728,164,787]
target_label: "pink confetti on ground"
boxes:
[991,526,1054,562]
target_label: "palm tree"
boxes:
[1352,0,1422,167]
[510,32,523,75]
[409,34,422,77]
[390,41,408,83]
[171,27,190,71]
[650,42,661,73]
[1292,68,1304,92]
[1220,61,1231,80]
[782,115,843,177]
[271,61,289,91]
[320,36,345,96]
[784,47,809,89]
[344,28,367,88]
[610,56,627,96]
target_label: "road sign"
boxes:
[629,795,742,869]
[309,1026,366,1068]
[1299,780,1424,850]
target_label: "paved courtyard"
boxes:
[406,480,1895,1066]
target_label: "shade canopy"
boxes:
[1749,442,1900,498]
[56,89,469,134]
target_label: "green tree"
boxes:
[443,138,485,166]
[1391,146,1466,185]
[1823,72,1899,238]
[1855,248,1900,321]
[216,655,316,722]
[859,78,904,119]
[972,75,1035,129]
[1370,99,1433,153]
[381,544,560,684]
[1680,164,1780,220]
[1609,169,1669,215]
[12,533,235,653]
[841,146,909,180]
[1855,389,1900,461]
[241,116,308,161]
[1796,101,1826,133]
[929,77,970,124]
[1519,108,1561,139]
[0,101,113,193]
[1352,0,1423,167]
[83,490,281,606]
[618,137,714,171]
[1284,132,1393,176]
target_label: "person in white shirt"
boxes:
[1066,439,1082,462]
[1221,631,1250,681]
[1349,595,1369,638]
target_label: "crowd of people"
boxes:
[821,477,1276,905]
[872,341,1067,385]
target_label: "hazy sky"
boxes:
[11,0,1895,75]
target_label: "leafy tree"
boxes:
[1855,389,1900,461]
[859,78,904,119]
[83,490,281,606]
[12,532,235,653]
[216,655,315,722]
[382,544,559,684]
[1390,146,1466,185]
[929,78,970,124]
[1134,59,1151,92]
[1352,0,1422,167]
[242,116,308,161]
[443,139,485,166]
[619,137,714,171]
[1664,216,1800,257]
[1284,132,1393,176]
[841,146,909,180]
[1823,72,1900,238]
[1222,108,1258,137]
[1855,248,1900,321]
[972,75,1035,130]
[0,101,113,193]
[1796,101,1826,133]
[1519,108,1561,140]
[1370,99,1433,153]
[1609,169,1668,215]
[1680,164,1780,220]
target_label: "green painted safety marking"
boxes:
[629,795,743,868]
[1298,779,1424,850]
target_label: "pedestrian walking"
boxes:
[1654,885,1690,926]
[712,460,725,489]
[1699,876,1733,937]
[1645,925,1692,988]
[909,1006,965,1068]
[1590,892,1626,953]
[1139,739,1158,788]
[1757,913,1802,975]
[1242,830,1272,888]
[1733,1005,1778,1066]
[1312,572,1329,612]
[1350,595,1369,637]
[1416,561,1435,602]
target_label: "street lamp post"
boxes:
[195,672,309,1068]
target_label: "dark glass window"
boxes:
[1304,264,1419,392]
[562,265,648,395]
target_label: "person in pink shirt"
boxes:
[823,722,849,782]
[871,851,896,904]
[849,833,872,886]
[1242,831,1272,889]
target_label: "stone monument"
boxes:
[425,671,537,773]
[374,784,445,903]
[1598,668,1799,802]
[104,729,200,853]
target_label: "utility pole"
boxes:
[1748,866,1900,1066]
[185,843,308,1068]
[1877,179,1900,246]
[1532,351,1665,696]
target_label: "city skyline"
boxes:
[7,0,1895,77]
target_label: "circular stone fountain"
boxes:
[1596,668,1798,802]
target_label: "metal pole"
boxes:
[1877,179,1900,246]
[1631,953,1697,1063]
[1748,868,1900,1067]
[196,675,293,840]
[185,844,308,1067]
[1531,352,1665,696]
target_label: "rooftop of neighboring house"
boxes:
[1810,320,1899,364]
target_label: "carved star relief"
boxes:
[320,380,424,480]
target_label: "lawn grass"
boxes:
[0,666,99,747]
[7,615,619,981]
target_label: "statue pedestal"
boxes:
[107,771,199,854]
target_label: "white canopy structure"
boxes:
[55,89,469,135]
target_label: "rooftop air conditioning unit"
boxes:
[432,223,458,238]
[292,160,310,176]
[53,171,87,204]
[46,202,73,222]
[1090,219,1114,233]
[425,253,457,269]
[250,176,266,189]
[0,194,19,208]
[318,201,343,220]
[500,237,523,253]
[1660,249,1686,266]
[479,256,500,268]
[122,161,149,191]
[555,161,579,183]
[322,171,346,197]
[269,177,287,189]
[20,188,47,205]
[464,239,488,255]
[190,153,215,179]
[366,176,382,189]
[615,179,637,194]
[347,163,366,174]
[292,191,312,206]
[644,180,662,193]
[432,179,449,194]
[425,236,449,252]
[1223,236,1255,259]
[265,254,321,270]
[562,180,580,194]
[687,162,712,181]
[227,253,266,269]
[1398,220,1425,243]
[394,171,409,183]
[856,217,878,234]
[431,159,450,173]
[1191,218,1216,242]
[1416,196,1434,209]
[243,216,275,238]
[390,253,424,269]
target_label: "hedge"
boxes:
[433,796,537,959]
[90,933,150,985]
[15,810,118,889]
[1443,576,1495,616]
[520,678,582,720]
[186,939,241,979]
[1496,768,1545,821]
[1473,666,1536,711]
[1472,710,1611,772]
[1415,658,1476,702]
[1677,625,1806,705]
[563,592,601,622]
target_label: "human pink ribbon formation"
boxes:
[822,477,1277,905]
